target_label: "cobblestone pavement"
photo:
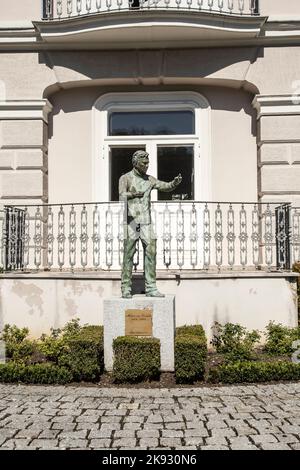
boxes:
[0,383,300,450]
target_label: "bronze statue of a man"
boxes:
[119,150,182,298]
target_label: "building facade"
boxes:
[0,0,299,338]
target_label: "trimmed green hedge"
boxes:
[176,324,206,339]
[175,325,207,384]
[208,361,300,384]
[0,363,73,384]
[58,325,104,382]
[113,336,160,383]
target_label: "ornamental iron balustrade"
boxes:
[42,0,259,19]
[3,206,26,271]
[291,207,300,265]
[0,200,294,273]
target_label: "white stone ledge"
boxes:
[0,100,53,123]
[253,95,300,118]
[0,270,298,280]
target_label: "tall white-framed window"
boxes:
[92,91,211,202]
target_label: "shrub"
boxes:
[176,324,206,339]
[211,322,260,362]
[264,322,300,356]
[175,335,207,384]
[0,325,39,364]
[208,360,300,384]
[0,363,73,384]
[58,325,104,381]
[113,336,160,383]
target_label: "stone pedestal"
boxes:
[103,295,175,372]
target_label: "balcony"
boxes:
[43,1,259,19]
[1,200,297,274]
[36,0,264,49]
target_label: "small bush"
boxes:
[0,321,104,383]
[58,325,104,382]
[113,336,160,383]
[176,325,206,339]
[208,360,300,384]
[0,325,39,364]
[0,363,73,384]
[264,322,300,356]
[211,322,260,362]
[175,334,207,384]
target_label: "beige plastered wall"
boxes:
[0,0,41,22]
[47,85,257,204]
[1,46,300,205]
[260,0,300,16]
[0,276,297,342]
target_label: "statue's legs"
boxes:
[121,234,137,298]
[140,225,161,295]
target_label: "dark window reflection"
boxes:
[109,111,194,136]
[157,146,194,201]
[110,147,146,201]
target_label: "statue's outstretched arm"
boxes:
[153,174,182,192]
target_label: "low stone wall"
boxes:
[0,272,298,342]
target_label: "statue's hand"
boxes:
[131,191,144,198]
[173,173,182,187]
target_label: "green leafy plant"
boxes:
[264,322,300,356]
[211,322,260,362]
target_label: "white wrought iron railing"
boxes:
[42,0,259,20]
[0,201,295,273]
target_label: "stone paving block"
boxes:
[59,430,88,440]
[76,423,100,431]
[51,423,76,431]
[139,438,159,448]
[230,444,258,450]
[137,430,160,438]
[290,443,300,450]
[111,438,137,448]
[89,429,113,439]
[59,439,88,449]
[161,430,184,438]
[211,428,236,438]
[206,420,228,429]
[205,436,228,446]
[251,434,278,444]
[260,443,291,450]
[15,429,42,439]
[114,430,136,439]
[202,445,230,450]
[30,439,59,448]
[164,422,186,430]
[39,430,61,439]
[89,439,111,449]
[184,437,204,446]
[160,438,182,448]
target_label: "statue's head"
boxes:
[132,150,149,175]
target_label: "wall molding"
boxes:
[0,100,53,122]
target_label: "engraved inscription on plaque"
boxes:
[125,309,153,336]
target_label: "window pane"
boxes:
[157,146,194,201]
[110,146,146,201]
[109,111,194,136]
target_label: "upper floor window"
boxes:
[109,111,195,136]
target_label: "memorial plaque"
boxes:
[125,309,153,336]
